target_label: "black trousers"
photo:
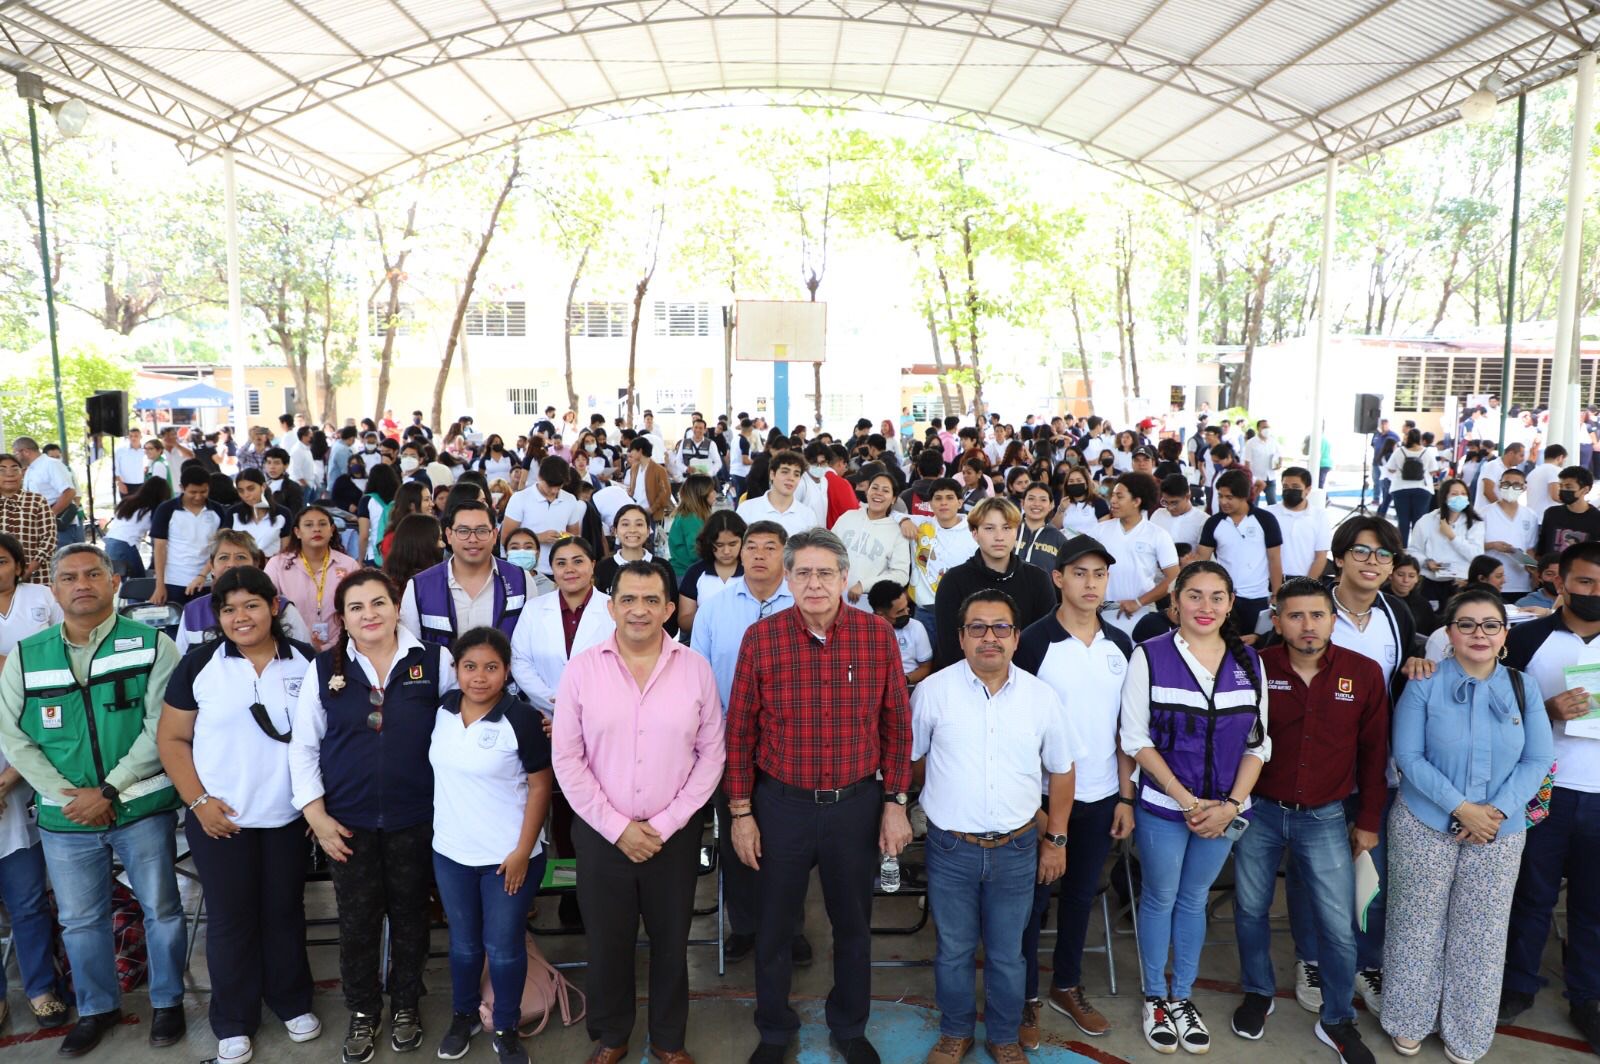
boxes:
[185,817,314,1039]
[573,816,700,1052]
[752,775,880,1046]
[716,787,758,936]
[325,820,434,1014]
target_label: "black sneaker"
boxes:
[828,1033,881,1064]
[342,1012,382,1064]
[1316,1019,1376,1064]
[436,1013,481,1060]
[724,932,755,962]
[1571,999,1600,1055]
[1231,993,1274,1040]
[791,934,814,968]
[390,1008,423,1053]
[748,1044,788,1064]
[1497,989,1534,1025]
[491,1029,528,1064]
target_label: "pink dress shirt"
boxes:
[552,632,725,844]
[265,549,359,649]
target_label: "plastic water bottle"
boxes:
[879,852,901,893]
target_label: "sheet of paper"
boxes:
[1354,851,1381,933]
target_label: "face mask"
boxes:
[1569,591,1600,623]
[1499,487,1524,503]
[1561,489,1580,505]
[1065,482,1088,499]
[1540,580,1558,596]
[585,443,597,453]
[810,465,827,479]
[400,456,419,473]
[1280,488,1305,508]
[1064,455,1080,467]
[891,614,911,630]
[1097,484,1111,497]
[1446,495,1469,513]
[507,549,538,571]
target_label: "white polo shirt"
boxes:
[150,498,226,587]
[22,454,73,507]
[893,617,933,676]
[591,484,632,536]
[1153,504,1208,556]
[504,488,584,575]
[1014,614,1133,802]
[1088,515,1178,603]
[1481,501,1541,594]
[911,662,1074,834]
[736,492,819,539]
[113,445,146,487]
[1200,507,1284,599]
[162,638,311,828]
[1265,503,1333,579]
[429,693,551,866]
[0,583,62,654]
[1506,614,1600,793]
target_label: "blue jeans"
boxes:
[915,605,939,655]
[1024,794,1118,998]
[56,519,85,547]
[1233,800,1357,1024]
[0,841,61,999]
[1504,787,1600,1003]
[1290,787,1392,973]
[1373,464,1392,515]
[925,823,1038,1044]
[38,812,187,1015]
[104,538,145,578]
[1135,808,1235,1001]
[433,850,544,1032]
[1391,488,1431,547]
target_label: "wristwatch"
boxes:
[1116,794,1137,807]
[884,791,908,806]
[98,783,118,803]
[1045,833,1068,848]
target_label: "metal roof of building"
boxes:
[2,0,1596,207]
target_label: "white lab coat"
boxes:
[509,589,616,713]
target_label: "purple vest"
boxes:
[1137,631,1264,821]
[410,557,528,646]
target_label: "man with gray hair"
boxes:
[0,543,187,1055]
[725,528,914,1064]
[12,437,81,547]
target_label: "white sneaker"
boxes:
[1443,1046,1476,1064]
[1295,960,1324,1012]
[1355,969,1383,1016]
[286,1012,323,1042]
[218,1035,254,1064]
[1143,998,1180,1055]
[1167,998,1211,1055]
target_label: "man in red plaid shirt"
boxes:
[726,527,914,1064]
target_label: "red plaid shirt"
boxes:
[724,604,912,803]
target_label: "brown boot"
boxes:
[585,1045,630,1064]
[984,1042,1028,1063]
[925,1034,974,1063]
[1049,985,1111,1036]
[1019,1000,1041,1051]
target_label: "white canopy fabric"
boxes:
[1,1,1596,206]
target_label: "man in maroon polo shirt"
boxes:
[1228,577,1388,1064]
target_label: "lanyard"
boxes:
[301,552,332,610]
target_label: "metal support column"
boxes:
[1185,211,1202,407]
[773,363,789,435]
[25,98,70,457]
[1499,95,1527,452]
[1309,158,1338,496]
[1548,51,1594,454]
[224,150,249,432]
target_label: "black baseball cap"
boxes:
[1056,534,1116,570]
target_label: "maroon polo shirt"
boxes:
[1257,643,1390,833]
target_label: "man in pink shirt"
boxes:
[552,560,726,1064]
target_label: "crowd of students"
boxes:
[0,399,1593,1064]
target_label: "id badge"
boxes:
[311,622,330,642]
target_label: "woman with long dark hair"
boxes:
[103,476,172,578]
[1409,478,1485,608]
[1120,560,1268,1054]
[229,467,292,559]
[289,568,456,1064]
[266,506,359,653]
[676,510,746,634]
[383,514,444,596]
[357,463,402,565]
[379,482,432,565]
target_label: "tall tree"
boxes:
[366,196,417,421]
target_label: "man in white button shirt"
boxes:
[113,428,147,500]
[13,437,81,546]
[913,587,1073,1064]
[1241,421,1281,506]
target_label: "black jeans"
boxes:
[716,787,758,937]
[1023,794,1119,999]
[752,775,880,1046]
[325,821,434,1014]
[1231,595,1270,638]
[185,818,314,1038]
[574,817,700,1051]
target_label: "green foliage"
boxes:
[0,347,135,447]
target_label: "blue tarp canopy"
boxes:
[133,382,234,410]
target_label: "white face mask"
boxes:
[585,442,597,453]
[400,456,419,473]
[1500,487,1524,503]
[810,464,827,479]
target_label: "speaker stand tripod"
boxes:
[1349,458,1373,518]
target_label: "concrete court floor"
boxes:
[1,853,1591,1064]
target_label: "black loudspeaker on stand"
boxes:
[82,390,128,544]
[1351,393,1382,516]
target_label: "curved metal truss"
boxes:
[1,0,1596,207]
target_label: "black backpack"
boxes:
[1400,450,1425,480]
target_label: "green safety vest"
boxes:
[15,617,179,832]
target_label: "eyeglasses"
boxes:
[366,685,385,731]
[1450,618,1506,636]
[1345,545,1396,564]
[961,622,1018,639]
[450,526,494,540]
[789,568,840,585]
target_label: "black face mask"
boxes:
[1540,580,1558,596]
[1560,489,1581,505]
[892,614,912,630]
[1281,488,1305,508]
[1569,591,1600,623]
[1065,482,1088,499]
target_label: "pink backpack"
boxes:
[478,932,586,1036]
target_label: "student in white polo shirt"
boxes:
[1265,466,1332,580]
[1197,468,1283,637]
[735,450,818,539]
[500,456,584,578]
[113,428,148,500]
[428,626,552,1064]
[155,566,321,1064]
[1087,473,1179,638]
[148,464,228,606]
[1480,465,1541,602]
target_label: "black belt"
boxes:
[1261,796,1327,813]
[759,773,879,804]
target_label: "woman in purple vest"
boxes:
[1120,560,1269,1055]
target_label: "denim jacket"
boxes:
[1392,656,1554,836]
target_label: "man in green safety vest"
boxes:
[0,543,187,1057]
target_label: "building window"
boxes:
[246,389,261,417]
[652,388,697,415]
[911,396,957,422]
[368,301,413,336]
[652,301,710,338]
[507,387,540,417]
[568,301,629,338]
[465,300,526,338]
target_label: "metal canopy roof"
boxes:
[2,0,1597,208]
